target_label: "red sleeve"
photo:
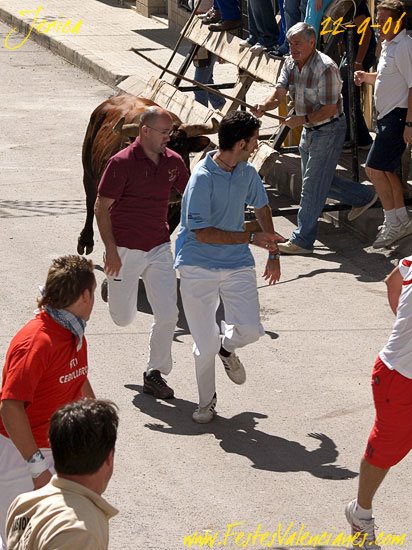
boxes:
[0,335,51,406]
[97,157,128,200]
[174,156,190,194]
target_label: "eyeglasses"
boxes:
[144,125,174,137]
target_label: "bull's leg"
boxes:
[167,203,182,235]
[77,188,97,255]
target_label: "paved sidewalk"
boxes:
[0,0,274,123]
[0,1,255,97]
[0,0,188,89]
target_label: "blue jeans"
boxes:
[194,55,225,110]
[291,116,376,250]
[277,0,307,53]
[215,0,241,20]
[246,0,279,48]
[284,0,308,32]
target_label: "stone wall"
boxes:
[136,0,167,18]
[168,1,191,31]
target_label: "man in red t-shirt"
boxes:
[95,107,189,400]
[0,255,96,549]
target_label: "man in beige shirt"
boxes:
[6,399,118,550]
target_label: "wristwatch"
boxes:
[268,252,281,260]
[27,450,45,463]
[27,449,48,478]
[405,121,412,127]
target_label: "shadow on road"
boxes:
[266,191,407,283]
[125,385,357,481]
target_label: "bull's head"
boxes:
[112,116,219,168]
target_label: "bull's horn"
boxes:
[112,117,140,137]
[179,117,219,138]
[112,116,126,134]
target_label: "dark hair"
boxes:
[49,399,119,475]
[218,111,261,150]
[377,0,407,28]
[38,255,95,309]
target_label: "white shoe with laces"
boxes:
[239,38,252,49]
[373,222,405,248]
[192,393,217,423]
[400,218,412,239]
[348,192,378,221]
[218,351,246,384]
[345,499,380,549]
[249,43,266,55]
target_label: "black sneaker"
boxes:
[143,370,174,399]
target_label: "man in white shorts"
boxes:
[95,107,189,399]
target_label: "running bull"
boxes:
[78,93,218,255]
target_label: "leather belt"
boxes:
[306,113,344,131]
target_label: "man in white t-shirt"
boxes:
[354,0,412,249]
[345,256,412,548]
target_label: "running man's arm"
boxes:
[94,195,121,277]
[0,400,52,489]
[384,266,403,315]
[195,227,281,251]
[254,205,281,285]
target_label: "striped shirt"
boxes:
[276,50,343,127]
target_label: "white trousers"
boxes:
[0,435,54,550]
[179,266,265,407]
[108,243,178,374]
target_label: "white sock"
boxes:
[355,501,373,520]
[396,207,409,224]
[384,209,398,226]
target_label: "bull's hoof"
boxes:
[77,239,94,256]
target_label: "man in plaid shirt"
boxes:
[253,22,377,255]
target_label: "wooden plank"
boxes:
[139,79,283,178]
[142,76,222,126]
[183,17,284,83]
[249,141,278,175]
[218,73,254,115]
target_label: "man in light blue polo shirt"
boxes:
[175,111,284,423]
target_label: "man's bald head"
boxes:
[139,106,173,130]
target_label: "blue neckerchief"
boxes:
[44,306,86,351]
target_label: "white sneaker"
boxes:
[345,499,380,549]
[401,219,412,238]
[277,240,313,255]
[218,351,246,384]
[348,192,378,221]
[192,393,217,423]
[373,222,406,248]
[249,43,266,55]
[239,38,252,49]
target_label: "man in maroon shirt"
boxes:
[95,107,189,399]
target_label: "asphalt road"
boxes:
[0,22,411,550]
